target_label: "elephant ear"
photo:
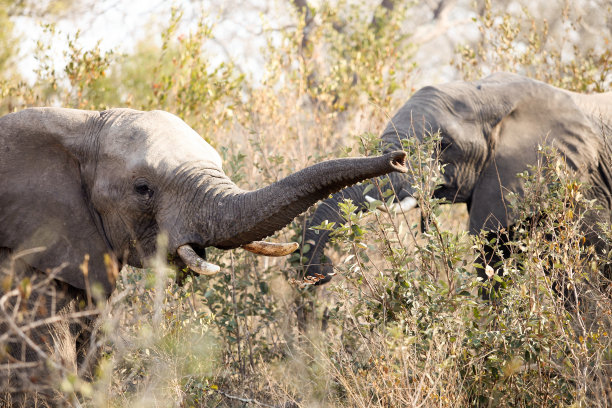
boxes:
[468,76,601,234]
[0,108,115,295]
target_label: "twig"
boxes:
[229,251,244,376]
[0,309,99,344]
[0,289,61,371]
[210,386,277,408]
[0,361,40,371]
[0,262,73,374]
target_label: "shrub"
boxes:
[1,1,610,406]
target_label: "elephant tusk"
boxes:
[242,241,299,256]
[365,195,418,213]
[365,195,388,213]
[364,195,377,205]
[177,245,220,275]
[397,196,418,212]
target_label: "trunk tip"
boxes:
[387,150,408,173]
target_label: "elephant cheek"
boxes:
[450,165,478,202]
[105,217,158,267]
[134,223,164,260]
[124,236,156,267]
[157,217,206,255]
[435,165,460,199]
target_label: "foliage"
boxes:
[239,0,415,169]
[1,0,90,73]
[0,1,611,407]
[0,1,18,75]
[126,8,245,138]
[290,0,414,112]
[455,0,611,92]
[0,8,244,140]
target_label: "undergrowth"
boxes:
[0,1,610,407]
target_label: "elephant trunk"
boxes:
[208,151,407,249]
[301,181,382,283]
[301,171,415,282]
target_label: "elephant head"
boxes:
[302,72,612,284]
[0,107,408,296]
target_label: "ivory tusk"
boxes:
[365,195,388,213]
[397,196,418,212]
[177,245,220,275]
[364,195,378,205]
[365,195,418,213]
[242,241,299,257]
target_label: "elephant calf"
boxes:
[0,107,407,394]
[302,72,612,290]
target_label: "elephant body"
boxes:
[303,73,612,284]
[0,107,407,392]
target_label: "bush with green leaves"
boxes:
[455,0,611,91]
[1,1,610,407]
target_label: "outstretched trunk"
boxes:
[209,151,407,248]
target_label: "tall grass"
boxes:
[0,1,610,407]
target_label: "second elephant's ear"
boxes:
[469,78,601,234]
[0,108,115,296]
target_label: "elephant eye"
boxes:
[134,182,154,198]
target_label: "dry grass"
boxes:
[0,1,611,407]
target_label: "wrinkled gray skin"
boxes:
[0,107,407,296]
[303,73,612,284]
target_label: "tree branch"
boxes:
[291,0,315,49]
[371,0,396,29]
[412,0,469,45]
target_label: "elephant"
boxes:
[301,72,612,289]
[0,107,407,392]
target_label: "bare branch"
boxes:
[0,309,99,344]
[211,386,280,407]
[0,288,59,369]
[291,0,315,49]
[412,0,470,45]
[371,0,396,30]
[380,0,395,11]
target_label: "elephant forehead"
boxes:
[103,110,222,169]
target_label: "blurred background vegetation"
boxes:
[1,0,611,406]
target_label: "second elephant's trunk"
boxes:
[207,151,407,249]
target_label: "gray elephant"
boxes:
[0,107,407,390]
[302,73,612,287]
